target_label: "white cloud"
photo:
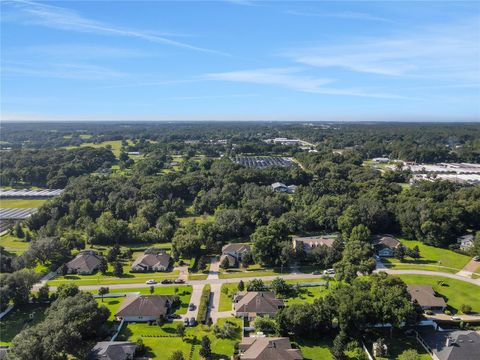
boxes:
[286,18,480,80]
[203,67,412,99]
[4,0,228,55]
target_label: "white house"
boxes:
[457,234,474,251]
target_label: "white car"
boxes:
[323,269,335,275]
[451,316,462,321]
[146,279,157,285]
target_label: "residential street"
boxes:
[36,268,480,292]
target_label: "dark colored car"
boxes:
[189,317,196,326]
[183,317,189,326]
[188,303,195,311]
[161,279,173,284]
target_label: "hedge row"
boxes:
[196,284,211,324]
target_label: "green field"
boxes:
[396,274,480,313]
[0,303,48,345]
[0,199,47,208]
[94,285,193,319]
[296,337,333,360]
[117,317,241,359]
[65,140,133,158]
[0,233,30,253]
[383,239,473,274]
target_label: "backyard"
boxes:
[382,239,475,274]
[363,329,431,360]
[0,303,49,345]
[116,317,242,359]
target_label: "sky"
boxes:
[1,0,479,121]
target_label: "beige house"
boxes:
[115,295,173,322]
[292,235,337,253]
[131,253,171,272]
[65,250,104,275]
[239,337,303,360]
[234,292,284,320]
[220,243,251,268]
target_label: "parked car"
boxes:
[374,255,381,261]
[183,317,189,326]
[451,316,462,321]
[161,279,173,284]
[174,279,185,284]
[168,314,181,320]
[311,270,321,275]
[189,317,196,326]
[473,256,480,262]
[323,269,335,275]
[145,279,157,285]
[188,303,196,311]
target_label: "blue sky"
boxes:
[1,0,479,121]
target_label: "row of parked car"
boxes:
[145,278,185,285]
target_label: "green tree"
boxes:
[56,283,79,299]
[199,335,211,359]
[349,224,370,243]
[398,349,421,360]
[98,287,109,302]
[176,322,186,338]
[98,257,108,275]
[238,280,245,292]
[14,222,25,238]
[169,350,185,360]
[334,240,375,283]
[270,277,293,296]
[37,284,50,302]
[150,285,155,294]
[247,279,267,291]
[254,316,279,334]
[113,261,123,277]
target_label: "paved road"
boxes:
[38,268,480,292]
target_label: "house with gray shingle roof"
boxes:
[221,243,251,267]
[416,327,480,360]
[407,285,447,312]
[239,336,303,360]
[234,291,284,320]
[372,235,402,257]
[89,341,136,360]
[131,252,171,272]
[64,250,104,275]
[115,295,174,322]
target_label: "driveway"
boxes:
[207,257,220,280]
[181,284,203,321]
[456,258,480,278]
[424,313,480,322]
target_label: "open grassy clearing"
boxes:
[94,285,193,318]
[0,233,30,253]
[396,274,480,313]
[382,239,472,274]
[0,303,48,345]
[0,199,47,208]
[117,317,241,359]
[65,140,133,158]
[295,337,333,360]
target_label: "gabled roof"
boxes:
[90,341,136,360]
[407,285,447,308]
[220,254,237,267]
[293,235,336,248]
[271,182,287,189]
[66,250,103,273]
[239,337,303,360]
[131,253,171,269]
[235,292,284,315]
[115,295,173,318]
[372,235,402,250]
[222,243,251,254]
[417,327,480,360]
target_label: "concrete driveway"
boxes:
[181,284,203,321]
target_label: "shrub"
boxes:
[196,284,211,324]
[444,310,452,315]
[461,304,472,314]
[425,310,433,315]
[213,320,240,339]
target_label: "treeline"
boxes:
[0,147,115,188]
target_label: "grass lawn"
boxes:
[284,285,330,306]
[65,140,132,158]
[396,275,480,313]
[117,317,241,359]
[0,303,49,345]
[295,337,333,360]
[95,285,192,319]
[0,233,30,253]
[0,199,47,208]
[179,214,215,225]
[382,239,472,274]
